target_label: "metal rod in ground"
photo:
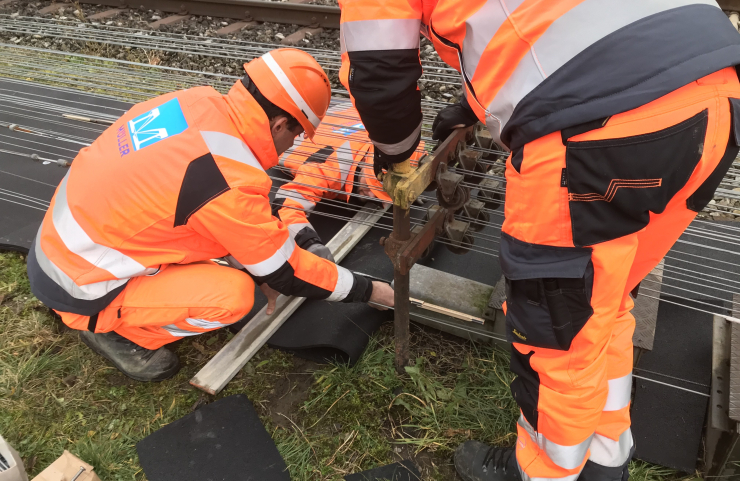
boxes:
[393,204,411,374]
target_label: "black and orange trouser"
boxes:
[501,67,740,481]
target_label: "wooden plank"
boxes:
[728,294,740,421]
[190,203,389,394]
[632,260,664,351]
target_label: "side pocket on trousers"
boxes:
[566,109,708,246]
[510,348,540,430]
[687,98,740,212]
[501,232,594,351]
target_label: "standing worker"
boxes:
[27,48,395,382]
[338,1,740,480]
[274,105,425,255]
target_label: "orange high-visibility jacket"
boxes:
[274,106,425,246]
[27,81,371,320]
[339,0,740,159]
[275,106,383,246]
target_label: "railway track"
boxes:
[60,0,340,28]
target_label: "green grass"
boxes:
[0,252,700,480]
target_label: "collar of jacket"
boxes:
[225,80,279,170]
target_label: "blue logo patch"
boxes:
[127,98,188,151]
[333,123,365,136]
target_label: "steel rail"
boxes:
[75,0,342,29]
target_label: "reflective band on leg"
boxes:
[262,52,321,130]
[161,324,203,337]
[518,415,592,471]
[240,236,296,277]
[604,373,632,411]
[185,318,228,330]
[200,131,265,172]
[327,265,354,302]
[588,430,633,468]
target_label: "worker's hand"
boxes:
[306,242,336,263]
[368,281,394,310]
[260,283,280,315]
[432,97,479,141]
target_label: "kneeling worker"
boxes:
[26,48,395,382]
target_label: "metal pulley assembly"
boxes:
[458,199,490,231]
[477,177,504,210]
[456,148,486,184]
[442,218,474,255]
[436,164,469,211]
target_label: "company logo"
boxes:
[116,125,130,157]
[126,98,188,151]
[333,123,365,137]
[512,329,527,341]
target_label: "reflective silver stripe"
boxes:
[34,225,128,300]
[372,120,422,156]
[327,265,354,302]
[200,131,265,172]
[534,0,718,77]
[335,141,353,187]
[462,1,508,78]
[287,222,314,240]
[485,50,543,146]
[276,187,316,211]
[603,373,632,411]
[481,0,717,140]
[241,236,296,277]
[518,415,591,470]
[588,430,633,467]
[186,318,228,329]
[341,18,421,53]
[262,52,321,129]
[161,324,203,337]
[52,174,154,280]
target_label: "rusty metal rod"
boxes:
[392,204,411,374]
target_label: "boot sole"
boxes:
[79,332,180,382]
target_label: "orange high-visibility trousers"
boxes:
[501,67,740,481]
[56,261,255,350]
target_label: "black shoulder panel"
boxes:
[306,146,335,164]
[174,153,230,227]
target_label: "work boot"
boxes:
[455,441,522,481]
[79,330,180,382]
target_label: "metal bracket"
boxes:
[381,126,473,210]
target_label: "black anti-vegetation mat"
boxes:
[632,299,714,472]
[344,460,421,481]
[136,394,290,481]
[0,79,130,252]
[265,189,394,365]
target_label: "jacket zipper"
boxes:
[429,23,489,115]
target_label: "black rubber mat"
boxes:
[344,460,421,481]
[632,298,715,472]
[136,394,290,481]
[0,79,130,252]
